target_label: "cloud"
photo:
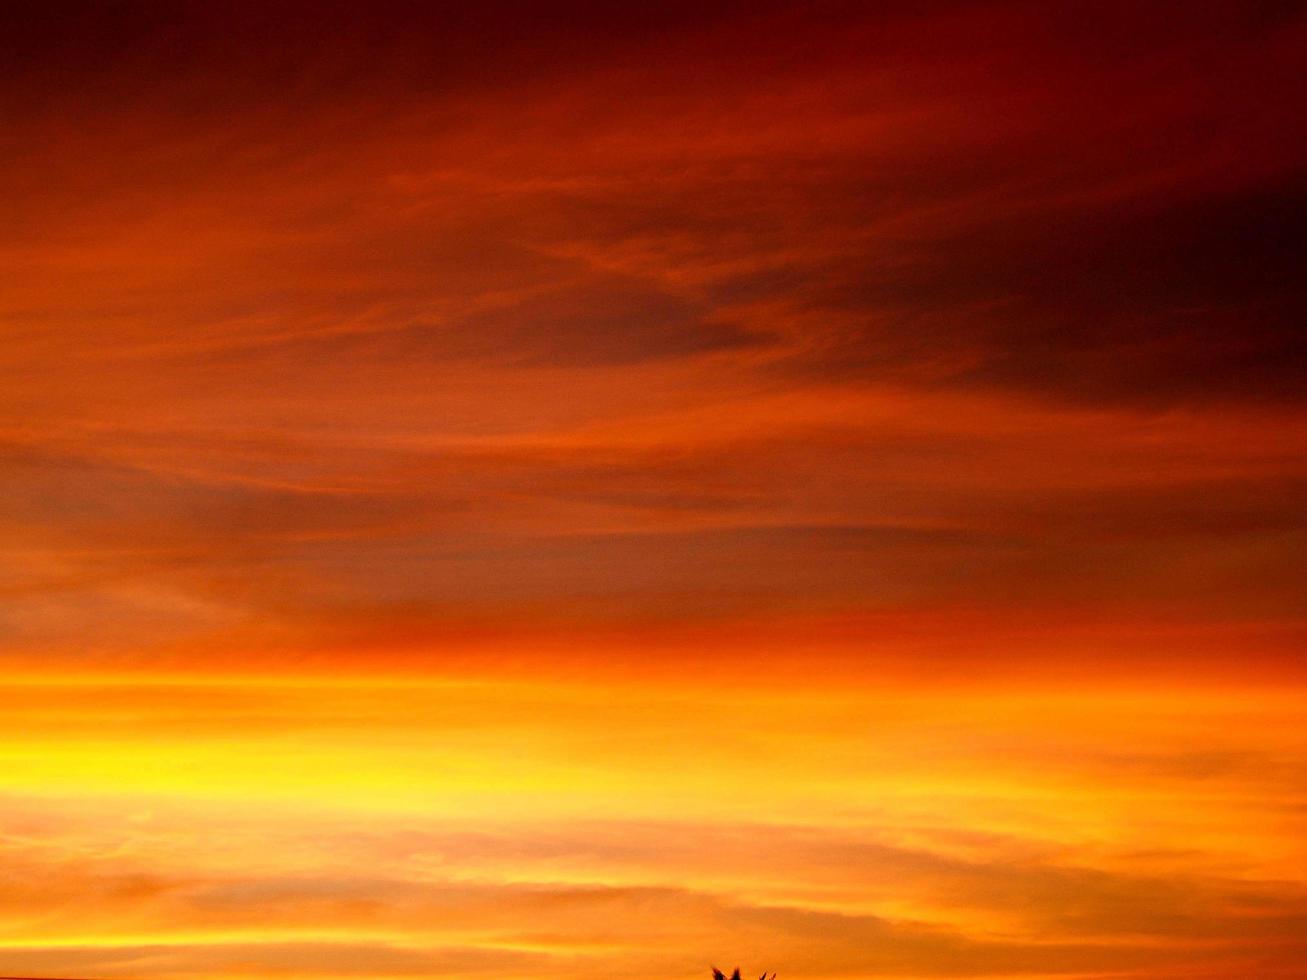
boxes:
[2,4,1306,977]
[3,810,1306,978]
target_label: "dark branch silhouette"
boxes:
[713,967,775,980]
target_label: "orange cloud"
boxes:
[2,3,1305,978]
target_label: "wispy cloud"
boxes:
[3,2,1305,977]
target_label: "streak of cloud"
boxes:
[2,3,1305,978]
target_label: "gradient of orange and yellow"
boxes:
[2,3,1306,979]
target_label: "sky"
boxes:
[2,2,1306,978]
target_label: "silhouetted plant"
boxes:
[713,968,774,980]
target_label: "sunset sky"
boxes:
[2,3,1306,979]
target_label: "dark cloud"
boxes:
[792,180,1307,405]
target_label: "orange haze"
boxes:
[2,4,1306,979]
